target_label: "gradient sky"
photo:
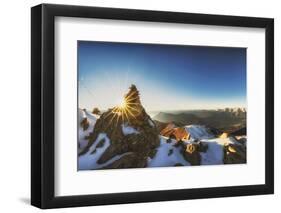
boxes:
[78,41,246,111]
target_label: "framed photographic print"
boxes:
[31,4,274,209]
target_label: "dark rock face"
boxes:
[102,153,148,169]
[80,85,160,169]
[80,117,89,131]
[223,143,246,164]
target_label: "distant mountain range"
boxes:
[153,108,246,133]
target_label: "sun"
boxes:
[118,98,127,109]
[109,87,141,124]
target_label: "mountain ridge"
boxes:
[153,108,246,133]
[78,85,247,170]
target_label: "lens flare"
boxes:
[118,99,127,109]
[105,88,141,130]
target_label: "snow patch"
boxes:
[148,119,155,127]
[148,136,191,167]
[78,109,86,123]
[200,140,224,165]
[122,124,139,135]
[85,110,100,121]
[185,125,213,140]
[78,109,99,152]
[78,133,132,170]
[199,137,238,165]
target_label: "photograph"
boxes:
[30,3,274,209]
[77,41,247,170]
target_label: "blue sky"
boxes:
[78,41,246,111]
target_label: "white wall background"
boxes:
[0,0,279,212]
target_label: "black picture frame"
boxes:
[31,3,274,209]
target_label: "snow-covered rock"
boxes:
[78,110,246,169]
[148,135,245,167]
[185,125,213,140]
[78,85,160,170]
[148,136,191,167]
[199,139,224,165]
[199,137,245,165]
[78,133,132,170]
[78,108,99,152]
[121,124,139,135]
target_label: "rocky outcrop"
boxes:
[80,85,160,169]
[223,143,246,164]
[161,125,191,141]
